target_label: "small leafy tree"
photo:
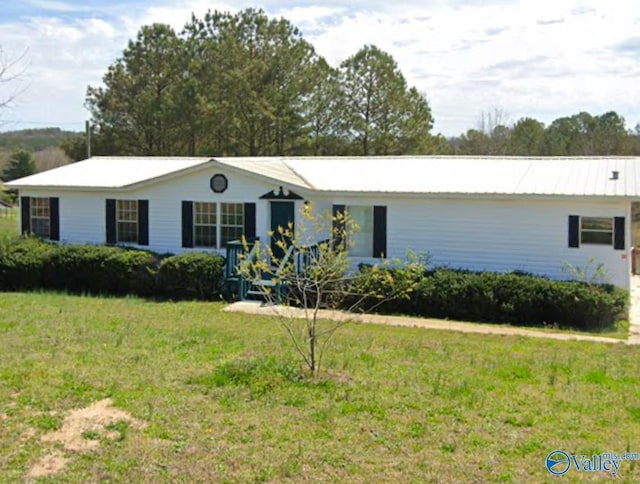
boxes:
[239,203,422,377]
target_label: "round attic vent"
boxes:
[210,174,228,193]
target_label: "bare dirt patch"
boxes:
[26,451,69,480]
[40,398,143,452]
[19,427,37,442]
[28,398,144,478]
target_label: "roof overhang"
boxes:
[6,158,219,191]
[8,156,640,200]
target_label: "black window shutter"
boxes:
[49,197,60,241]
[332,204,346,250]
[244,202,256,241]
[106,199,116,244]
[182,201,194,248]
[568,215,579,248]
[373,206,387,258]
[614,217,625,250]
[20,196,30,234]
[138,200,149,246]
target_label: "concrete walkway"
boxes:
[224,300,634,346]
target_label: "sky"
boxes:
[0,0,639,137]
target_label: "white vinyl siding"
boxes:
[31,172,272,254]
[390,198,630,289]
[322,196,631,289]
[136,169,272,254]
[17,170,289,255]
[18,170,632,290]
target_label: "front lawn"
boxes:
[0,292,639,481]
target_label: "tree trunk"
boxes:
[309,323,317,376]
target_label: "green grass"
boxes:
[0,207,17,239]
[476,317,629,340]
[0,292,639,482]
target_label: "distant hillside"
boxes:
[0,127,75,177]
[0,127,81,152]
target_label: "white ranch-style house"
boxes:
[6,156,639,289]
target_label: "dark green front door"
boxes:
[270,201,295,261]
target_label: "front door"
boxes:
[270,201,295,262]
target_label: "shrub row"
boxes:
[350,266,628,330]
[0,236,628,328]
[0,237,225,300]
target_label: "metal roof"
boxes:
[214,157,312,189]
[5,157,213,189]
[282,156,640,196]
[7,155,640,198]
[216,156,640,197]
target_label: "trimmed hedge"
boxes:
[157,252,225,300]
[0,236,629,328]
[0,237,225,300]
[43,244,158,296]
[350,266,628,330]
[0,237,56,290]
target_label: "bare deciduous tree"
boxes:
[239,204,423,377]
[33,147,71,172]
[0,46,29,118]
[477,107,511,135]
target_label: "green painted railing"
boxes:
[294,239,330,274]
[224,238,258,297]
[237,238,330,302]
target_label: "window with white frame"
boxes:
[347,205,373,257]
[30,197,50,238]
[192,202,244,248]
[221,203,244,246]
[194,202,217,247]
[581,217,613,245]
[116,200,138,243]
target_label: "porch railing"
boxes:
[294,238,330,273]
[237,238,330,302]
[224,238,259,297]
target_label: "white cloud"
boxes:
[25,0,92,13]
[1,0,640,135]
[0,14,133,129]
[303,0,640,133]
[85,18,117,38]
[279,5,345,21]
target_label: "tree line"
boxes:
[61,8,443,160]
[449,110,640,156]
[0,128,76,152]
[39,6,640,161]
